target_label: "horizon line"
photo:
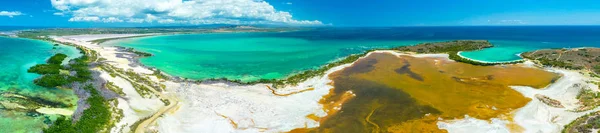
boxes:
[2,24,600,29]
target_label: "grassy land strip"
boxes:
[521,48,600,73]
[43,85,112,133]
[27,53,92,88]
[90,35,154,44]
[563,111,600,133]
[39,42,116,133]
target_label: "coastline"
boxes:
[0,36,83,132]
[44,34,600,133]
[457,51,525,64]
[89,35,525,88]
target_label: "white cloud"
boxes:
[0,11,24,18]
[285,2,292,5]
[50,0,322,25]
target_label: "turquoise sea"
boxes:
[0,36,81,133]
[107,26,600,82]
[107,33,430,82]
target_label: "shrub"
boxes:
[44,85,111,133]
[28,64,62,74]
[47,53,68,65]
[34,74,70,88]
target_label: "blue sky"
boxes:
[0,0,599,27]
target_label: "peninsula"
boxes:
[26,33,599,133]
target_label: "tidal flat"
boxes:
[304,52,559,132]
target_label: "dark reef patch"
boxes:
[394,62,424,81]
[311,75,440,133]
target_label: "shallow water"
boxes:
[108,27,600,81]
[0,36,81,133]
[107,33,426,82]
[304,53,559,132]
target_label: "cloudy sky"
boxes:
[1,0,600,27]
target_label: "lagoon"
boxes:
[107,27,600,82]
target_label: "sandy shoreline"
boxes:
[457,51,524,64]
[52,34,599,133]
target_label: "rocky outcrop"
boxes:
[535,94,565,108]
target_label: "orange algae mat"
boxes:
[293,53,559,133]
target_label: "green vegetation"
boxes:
[43,116,76,133]
[574,88,600,112]
[27,53,68,75]
[129,116,151,132]
[34,74,70,88]
[28,64,62,74]
[28,48,92,88]
[535,57,583,69]
[99,64,155,98]
[563,111,600,133]
[152,70,169,80]
[47,53,67,64]
[43,84,112,133]
[91,35,153,44]
[27,53,71,87]
[395,40,522,65]
[395,40,524,66]
[448,51,524,66]
[521,48,600,73]
[122,47,153,57]
[68,55,93,82]
[30,56,91,87]
[394,40,493,53]
[106,82,126,96]
[39,42,116,133]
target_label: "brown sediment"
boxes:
[386,114,446,133]
[216,112,270,131]
[290,52,560,132]
[365,107,381,133]
[266,86,315,96]
[301,89,357,122]
[215,112,238,129]
[503,115,525,133]
[288,89,357,133]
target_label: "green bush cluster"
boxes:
[28,54,68,75]
[395,40,521,66]
[34,74,70,88]
[536,58,584,69]
[28,52,92,88]
[43,84,111,133]
[47,53,68,65]
[448,52,523,66]
[28,64,62,74]
[394,40,492,53]
[68,56,92,82]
